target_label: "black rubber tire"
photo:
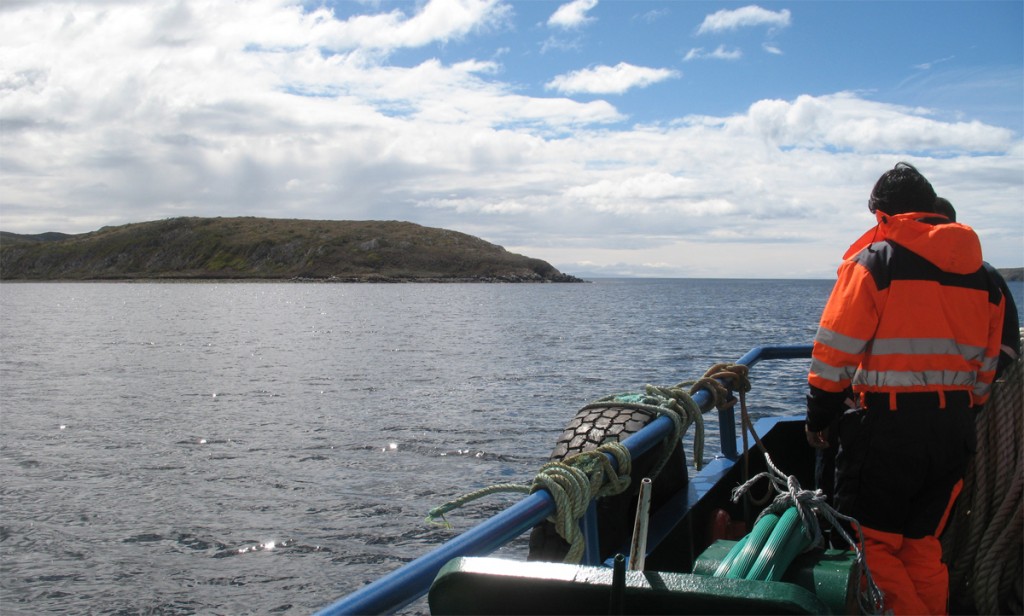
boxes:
[526,405,687,563]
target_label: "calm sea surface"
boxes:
[2,279,1020,615]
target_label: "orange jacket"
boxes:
[806,211,1006,430]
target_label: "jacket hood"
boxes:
[844,211,983,275]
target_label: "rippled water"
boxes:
[8,278,1011,614]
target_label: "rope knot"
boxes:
[731,453,886,615]
[681,363,751,413]
[529,442,632,563]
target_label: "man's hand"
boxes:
[805,425,830,449]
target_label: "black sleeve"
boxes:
[986,264,1022,378]
[805,385,850,432]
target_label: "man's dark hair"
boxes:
[934,197,957,222]
[868,162,937,215]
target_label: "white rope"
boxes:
[731,452,885,615]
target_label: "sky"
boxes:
[1,0,1022,279]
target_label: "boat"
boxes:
[312,342,1023,615]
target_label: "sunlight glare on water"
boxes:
[10,279,1011,614]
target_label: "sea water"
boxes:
[1,279,1019,615]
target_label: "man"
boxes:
[934,196,1021,375]
[805,163,1007,615]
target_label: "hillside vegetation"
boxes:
[0,217,583,282]
[1001,268,1023,282]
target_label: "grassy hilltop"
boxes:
[0,217,583,283]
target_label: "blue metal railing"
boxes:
[313,344,813,615]
[718,344,816,459]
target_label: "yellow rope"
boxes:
[425,362,750,564]
[530,442,632,563]
[426,442,632,564]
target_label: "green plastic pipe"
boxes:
[712,535,749,577]
[745,507,801,581]
[724,513,779,579]
[766,519,813,582]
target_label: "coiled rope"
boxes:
[426,442,632,564]
[531,443,632,563]
[582,381,703,472]
[426,370,724,564]
[730,452,885,615]
[943,329,1023,614]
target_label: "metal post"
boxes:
[628,478,653,571]
[608,553,626,615]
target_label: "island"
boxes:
[0,217,584,283]
[1000,268,1023,282]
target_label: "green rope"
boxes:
[426,483,531,529]
[424,371,722,563]
[582,381,705,472]
[426,442,632,563]
[531,442,632,563]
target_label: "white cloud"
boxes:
[547,0,599,29]
[545,62,679,95]
[913,55,955,71]
[539,34,583,55]
[737,93,1015,153]
[312,0,512,51]
[563,173,737,217]
[684,46,743,61]
[635,9,669,25]
[0,1,1020,278]
[697,5,791,34]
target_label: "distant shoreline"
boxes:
[0,274,585,282]
[998,267,1023,282]
[3,270,1020,283]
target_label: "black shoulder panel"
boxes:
[850,241,894,290]
[851,240,993,296]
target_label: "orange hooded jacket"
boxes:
[806,211,1006,430]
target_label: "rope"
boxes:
[943,328,1023,614]
[731,452,885,615]
[683,363,773,506]
[426,442,632,564]
[425,362,747,565]
[531,442,632,563]
[581,382,704,472]
[426,483,531,529]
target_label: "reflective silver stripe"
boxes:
[981,355,999,373]
[1001,343,1020,360]
[870,337,987,363]
[810,357,856,385]
[974,381,992,398]
[958,343,987,364]
[871,338,962,356]
[862,337,995,374]
[815,327,868,356]
[853,369,977,389]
